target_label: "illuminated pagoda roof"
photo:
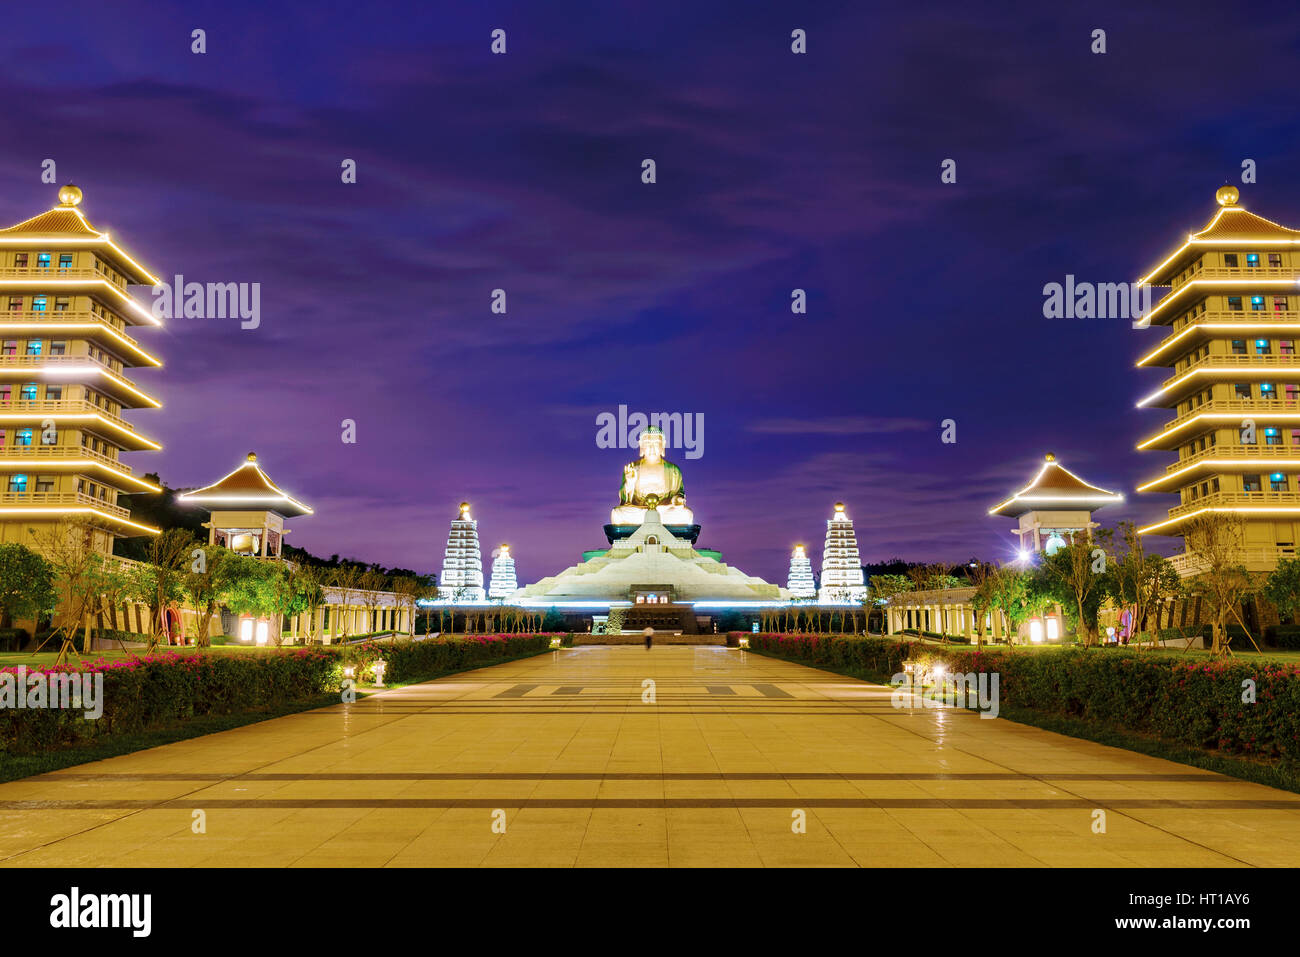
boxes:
[988,454,1124,518]
[0,184,161,286]
[1139,185,1300,286]
[179,452,314,516]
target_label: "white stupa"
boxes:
[786,544,816,598]
[439,501,485,601]
[488,544,519,600]
[818,502,867,603]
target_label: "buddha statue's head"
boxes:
[638,426,666,464]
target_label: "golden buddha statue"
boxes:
[611,426,694,525]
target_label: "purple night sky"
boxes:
[3,1,1298,584]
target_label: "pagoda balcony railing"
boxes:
[1148,309,1300,360]
[1159,398,1300,433]
[0,490,129,518]
[1168,266,1299,293]
[1168,546,1297,577]
[0,399,138,433]
[0,310,137,343]
[0,444,132,473]
[0,265,129,291]
[0,353,127,376]
[1167,443,1300,473]
[1168,489,1300,518]
[1163,353,1300,388]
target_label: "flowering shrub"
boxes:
[2,634,560,754]
[0,648,343,754]
[748,633,1300,761]
[338,633,556,684]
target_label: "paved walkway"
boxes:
[2,646,1299,867]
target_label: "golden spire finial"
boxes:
[1045,452,1056,462]
[58,184,83,207]
[246,452,257,462]
[1216,185,1240,207]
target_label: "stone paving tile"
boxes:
[2,645,1299,867]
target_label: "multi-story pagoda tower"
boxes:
[786,544,816,598]
[439,501,485,601]
[488,543,518,600]
[818,502,867,603]
[0,185,163,555]
[1135,186,1300,574]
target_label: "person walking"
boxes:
[643,626,654,650]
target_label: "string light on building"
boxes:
[0,185,164,554]
[488,543,519,600]
[439,501,485,601]
[818,502,867,603]
[786,544,816,598]
[1135,185,1300,575]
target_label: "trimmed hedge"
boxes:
[1266,625,1300,650]
[749,633,914,678]
[339,633,556,683]
[1,648,342,755]
[1,635,558,755]
[900,628,971,644]
[748,633,1300,762]
[0,628,28,653]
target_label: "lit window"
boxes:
[1257,339,1271,354]
[31,296,45,312]
[14,430,32,446]
[1272,473,1289,492]
[1246,253,1260,267]
[36,253,50,270]
[1266,428,1282,445]
[7,474,27,493]
[20,383,37,401]
[57,254,72,271]
[24,341,40,356]
[1251,296,1265,311]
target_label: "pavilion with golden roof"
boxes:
[179,451,312,559]
[989,453,1123,557]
